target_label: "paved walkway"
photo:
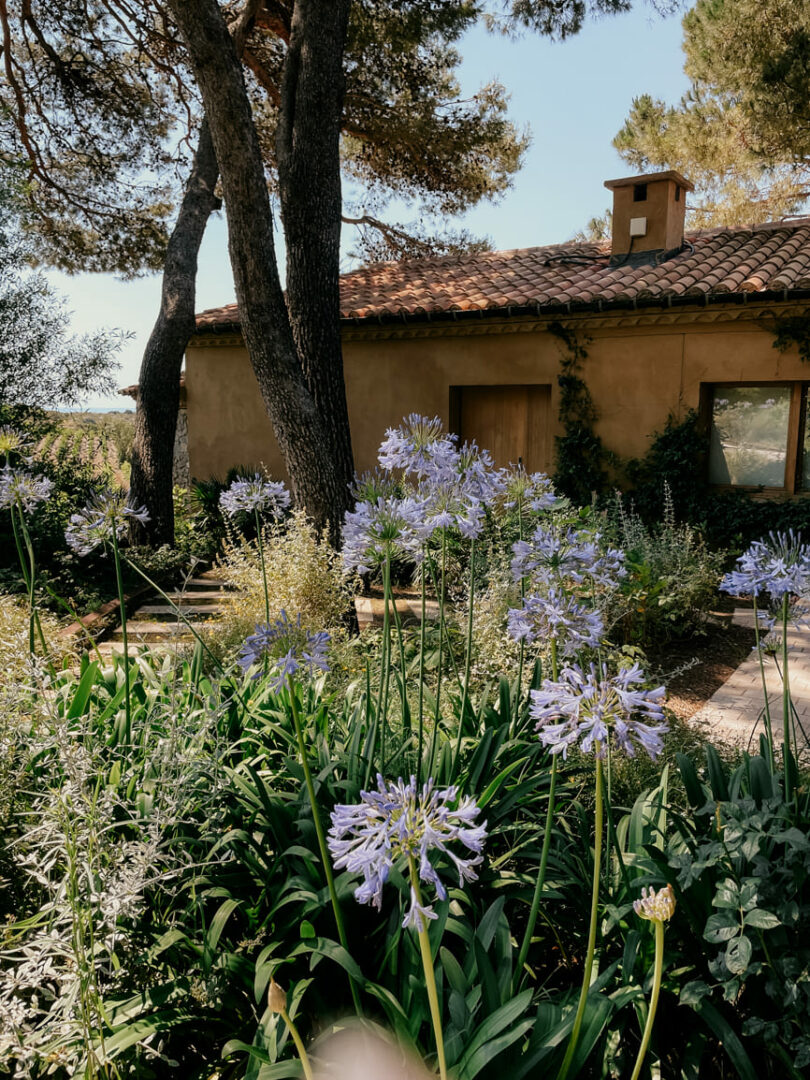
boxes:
[691,605,810,750]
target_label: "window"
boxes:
[706,383,809,493]
[633,183,648,202]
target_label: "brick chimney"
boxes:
[604,170,693,265]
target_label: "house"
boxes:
[185,171,810,496]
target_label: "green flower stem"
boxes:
[513,639,559,992]
[254,509,270,624]
[10,504,47,656]
[279,1005,314,1080]
[388,564,412,736]
[110,530,131,742]
[781,594,795,804]
[425,548,464,692]
[417,560,427,784]
[514,752,558,992]
[557,752,604,1080]
[428,534,448,776]
[287,678,363,1016]
[629,918,664,1080]
[752,597,775,773]
[375,554,394,772]
[408,857,447,1080]
[452,537,477,774]
[515,493,526,715]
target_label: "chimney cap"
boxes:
[604,170,694,193]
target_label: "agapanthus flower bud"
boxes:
[530,662,667,760]
[238,611,330,690]
[65,491,150,554]
[219,473,291,517]
[0,466,53,515]
[328,776,487,932]
[267,978,287,1014]
[633,884,676,923]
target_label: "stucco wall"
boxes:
[185,312,809,483]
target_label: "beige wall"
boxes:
[185,312,809,483]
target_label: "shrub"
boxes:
[207,508,358,660]
[603,485,724,645]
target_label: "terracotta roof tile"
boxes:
[194,218,810,332]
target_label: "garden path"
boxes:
[690,603,810,751]
[96,571,229,660]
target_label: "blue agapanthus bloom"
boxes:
[529,662,667,760]
[65,491,150,555]
[238,610,330,690]
[503,468,558,512]
[378,414,459,481]
[342,494,425,572]
[512,524,625,589]
[328,775,487,931]
[219,474,291,518]
[507,588,604,657]
[721,530,810,604]
[0,466,53,515]
[453,440,507,505]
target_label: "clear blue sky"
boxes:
[49,4,691,409]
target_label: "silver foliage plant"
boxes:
[0,669,231,1077]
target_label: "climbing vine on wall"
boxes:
[550,321,610,504]
[769,314,810,364]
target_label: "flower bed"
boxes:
[1,417,809,1079]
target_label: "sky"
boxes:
[48,4,692,410]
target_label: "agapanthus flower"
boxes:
[452,441,507,506]
[0,466,53,514]
[0,427,31,462]
[350,467,405,505]
[503,468,558,512]
[529,662,667,759]
[378,414,458,481]
[219,473,291,518]
[342,495,424,572]
[238,610,330,689]
[507,588,604,657]
[328,775,487,931]
[512,524,625,589]
[634,884,676,923]
[414,478,486,540]
[65,491,150,555]
[721,530,810,604]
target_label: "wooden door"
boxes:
[453,385,551,471]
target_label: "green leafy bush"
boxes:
[604,486,724,645]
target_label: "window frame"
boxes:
[701,380,808,496]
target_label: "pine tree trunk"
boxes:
[129,119,220,546]
[167,0,355,543]
[277,0,354,500]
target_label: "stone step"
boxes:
[355,595,440,629]
[96,640,192,659]
[185,576,231,591]
[134,603,227,619]
[111,621,196,642]
[163,590,231,603]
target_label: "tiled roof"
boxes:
[194,219,810,333]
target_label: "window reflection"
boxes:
[709,386,791,487]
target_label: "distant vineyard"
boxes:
[37,412,135,488]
